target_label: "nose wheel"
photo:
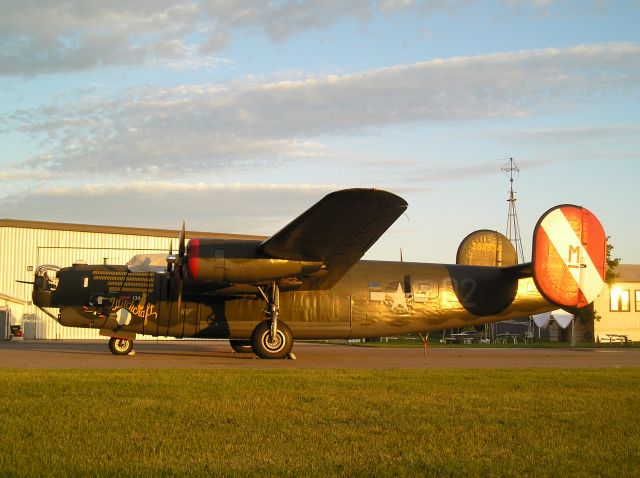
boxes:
[108,337,134,355]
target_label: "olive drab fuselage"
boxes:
[34,259,552,341]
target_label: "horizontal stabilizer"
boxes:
[260,189,408,289]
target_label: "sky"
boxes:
[1,0,639,265]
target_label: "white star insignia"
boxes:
[387,283,407,310]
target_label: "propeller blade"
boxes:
[166,222,186,311]
[167,240,174,274]
[178,221,186,259]
[176,278,183,320]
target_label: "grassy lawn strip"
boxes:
[1,369,638,477]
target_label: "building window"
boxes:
[610,288,630,312]
[636,290,640,312]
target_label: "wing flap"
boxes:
[260,189,407,289]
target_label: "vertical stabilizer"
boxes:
[532,205,606,309]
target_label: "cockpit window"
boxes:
[35,265,60,291]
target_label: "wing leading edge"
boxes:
[259,188,408,289]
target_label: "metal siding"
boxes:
[594,282,640,341]
[1,224,175,339]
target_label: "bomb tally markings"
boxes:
[92,270,156,294]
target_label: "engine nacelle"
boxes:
[186,239,323,284]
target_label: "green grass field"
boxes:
[1,369,638,477]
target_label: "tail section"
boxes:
[532,205,606,309]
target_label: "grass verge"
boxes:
[1,369,638,477]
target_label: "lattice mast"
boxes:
[503,158,525,264]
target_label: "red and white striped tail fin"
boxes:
[532,205,607,309]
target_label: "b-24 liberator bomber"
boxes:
[31,189,607,359]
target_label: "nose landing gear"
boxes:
[108,337,134,355]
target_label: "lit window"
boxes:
[636,291,640,312]
[610,288,630,312]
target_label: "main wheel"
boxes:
[251,320,293,359]
[229,339,253,354]
[108,337,133,355]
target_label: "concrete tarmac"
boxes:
[1,339,639,369]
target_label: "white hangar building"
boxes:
[0,219,261,340]
[593,264,640,343]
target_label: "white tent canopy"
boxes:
[532,309,575,329]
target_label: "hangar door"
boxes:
[0,308,8,340]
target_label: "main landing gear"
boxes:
[108,337,134,355]
[250,282,294,360]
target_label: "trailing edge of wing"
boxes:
[259,188,408,289]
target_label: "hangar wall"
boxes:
[0,219,262,340]
[593,264,640,342]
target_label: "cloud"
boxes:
[478,124,640,162]
[391,158,556,185]
[0,182,338,235]
[493,124,640,143]
[0,0,466,76]
[6,43,639,178]
[0,1,203,75]
[3,1,627,76]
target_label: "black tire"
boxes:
[251,320,293,359]
[108,337,133,355]
[230,339,253,354]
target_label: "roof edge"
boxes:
[0,218,267,241]
[0,292,26,305]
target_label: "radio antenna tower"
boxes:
[502,158,525,264]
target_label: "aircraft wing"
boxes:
[259,188,408,289]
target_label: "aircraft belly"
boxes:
[217,291,351,340]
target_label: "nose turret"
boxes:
[32,265,60,307]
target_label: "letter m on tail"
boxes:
[532,205,607,309]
